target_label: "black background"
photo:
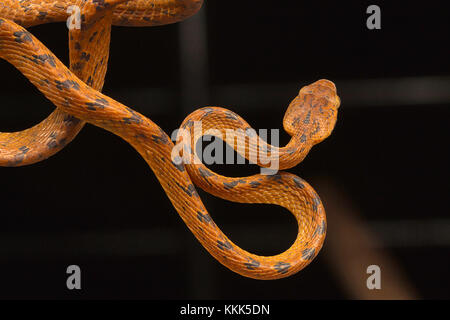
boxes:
[0,0,449,299]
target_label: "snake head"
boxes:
[283,79,340,144]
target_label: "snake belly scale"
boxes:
[0,1,340,280]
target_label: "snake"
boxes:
[0,0,340,280]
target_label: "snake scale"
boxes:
[0,1,340,280]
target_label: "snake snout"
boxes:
[301,79,340,109]
[315,79,336,91]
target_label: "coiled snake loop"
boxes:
[0,0,340,279]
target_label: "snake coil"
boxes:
[0,0,340,280]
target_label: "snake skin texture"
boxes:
[0,0,340,280]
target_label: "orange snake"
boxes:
[0,1,340,280]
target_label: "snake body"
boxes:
[0,1,340,280]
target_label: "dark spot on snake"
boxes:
[19,146,29,154]
[249,181,261,188]
[80,52,91,61]
[8,153,25,166]
[302,248,316,260]
[198,167,214,178]
[217,240,233,251]
[183,119,194,129]
[303,110,311,124]
[93,0,106,7]
[293,177,305,189]
[71,62,84,71]
[313,220,326,237]
[197,212,212,224]
[186,184,198,197]
[63,115,80,126]
[300,134,307,143]
[198,167,213,187]
[96,97,109,105]
[223,181,238,190]
[89,31,99,43]
[59,138,67,146]
[312,196,321,212]
[245,257,260,270]
[38,11,48,20]
[291,117,300,127]
[47,140,58,149]
[311,123,321,136]
[200,108,214,119]
[176,182,197,197]
[123,108,143,125]
[224,111,239,121]
[31,54,56,67]
[93,63,99,74]
[86,103,97,111]
[286,148,296,155]
[13,31,33,43]
[151,133,169,144]
[274,262,291,274]
[74,42,81,50]
[55,80,79,91]
[267,174,282,182]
